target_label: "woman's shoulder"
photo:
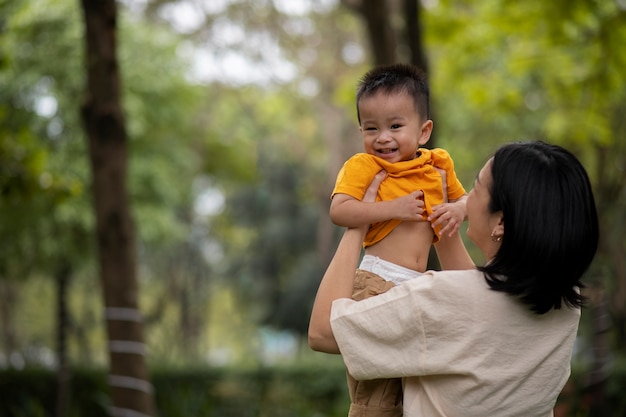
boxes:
[403,269,488,308]
[422,268,485,284]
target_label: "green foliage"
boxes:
[0,0,227,366]
[426,0,626,156]
[2,0,626,370]
[118,15,207,246]
[0,365,351,417]
[209,84,331,334]
[0,0,88,275]
[605,359,626,417]
[3,362,626,416]
[0,368,109,417]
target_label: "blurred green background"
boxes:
[1,0,625,415]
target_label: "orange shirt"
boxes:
[332,148,465,246]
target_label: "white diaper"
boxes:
[359,254,423,285]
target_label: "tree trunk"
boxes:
[0,280,17,362]
[586,287,611,417]
[343,0,397,65]
[79,1,155,416]
[55,259,71,417]
[403,0,428,73]
[401,0,437,148]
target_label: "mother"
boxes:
[309,141,599,416]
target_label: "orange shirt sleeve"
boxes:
[331,154,403,248]
[331,153,382,200]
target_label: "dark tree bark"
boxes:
[401,0,436,147]
[0,280,17,360]
[403,0,429,74]
[583,143,626,416]
[55,259,71,417]
[361,0,397,65]
[79,1,155,416]
[343,0,397,65]
[596,143,626,353]
[586,287,611,417]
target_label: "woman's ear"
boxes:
[491,212,505,240]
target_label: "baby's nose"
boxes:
[377,131,392,142]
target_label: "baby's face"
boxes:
[358,91,430,163]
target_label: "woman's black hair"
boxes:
[477,141,599,314]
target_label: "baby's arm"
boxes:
[428,195,467,238]
[330,190,425,227]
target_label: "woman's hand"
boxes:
[363,170,387,202]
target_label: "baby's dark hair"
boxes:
[356,63,430,124]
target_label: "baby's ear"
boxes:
[418,119,433,145]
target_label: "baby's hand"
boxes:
[429,200,466,237]
[391,190,426,221]
[364,171,425,222]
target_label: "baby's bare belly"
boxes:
[364,221,434,272]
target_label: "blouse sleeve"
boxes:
[330,275,430,380]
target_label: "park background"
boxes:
[1,0,625,416]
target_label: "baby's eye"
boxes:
[364,126,377,131]
[391,124,402,129]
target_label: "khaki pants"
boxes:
[346,269,403,417]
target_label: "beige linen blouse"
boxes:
[330,269,579,417]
